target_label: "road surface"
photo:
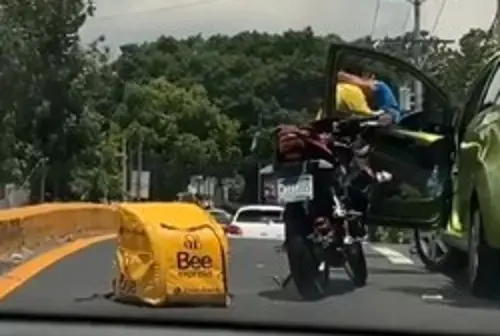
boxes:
[1,238,500,334]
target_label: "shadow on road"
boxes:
[258,278,355,302]
[386,276,500,310]
[75,292,233,309]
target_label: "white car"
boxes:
[230,204,284,240]
[208,208,232,226]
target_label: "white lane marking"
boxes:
[368,244,415,265]
[229,236,415,265]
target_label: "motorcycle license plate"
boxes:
[277,174,314,204]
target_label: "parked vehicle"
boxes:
[229,204,284,240]
[208,207,242,235]
[209,208,232,226]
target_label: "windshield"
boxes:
[233,209,283,223]
[2,0,497,334]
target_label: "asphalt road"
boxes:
[1,238,500,334]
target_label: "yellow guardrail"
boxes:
[0,203,119,257]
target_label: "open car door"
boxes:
[325,43,456,229]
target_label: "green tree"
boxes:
[117,78,241,198]
[111,28,343,199]
[431,29,500,105]
[0,0,120,200]
[1,5,496,207]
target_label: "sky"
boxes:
[80,0,496,53]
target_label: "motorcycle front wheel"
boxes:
[284,204,329,301]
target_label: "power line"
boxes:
[429,0,447,35]
[370,0,382,38]
[95,0,223,20]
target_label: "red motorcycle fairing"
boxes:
[276,124,333,162]
[275,124,346,239]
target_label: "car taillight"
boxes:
[224,224,242,235]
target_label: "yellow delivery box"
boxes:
[112,202,230,307]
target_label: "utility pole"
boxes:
[408,0,425,112]
[404,0,454,110]
[121,137,128,201]
[256,110,263,204]
[136,136,143,201]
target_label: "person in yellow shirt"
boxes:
[336,82,373,115]
[315,69,395,127]
[338,67,401,124]
[315,82,372,120]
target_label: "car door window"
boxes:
[457,60,500,142]
[480,65,500,109]
[325,44,456,228]
[325,45,453,134]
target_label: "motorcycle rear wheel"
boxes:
[284,204,329,301]
[344,241,368,287]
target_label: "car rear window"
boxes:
[234,209,283,223]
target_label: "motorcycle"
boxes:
[273,112,388,300]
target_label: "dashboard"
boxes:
[0,321,382,336]
[0,312,484,336]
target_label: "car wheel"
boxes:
[414,228,465,274]
[467,204,500,298]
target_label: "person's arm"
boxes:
[374,82,402,123]
[338,71,375,92]
[384,107,401,123]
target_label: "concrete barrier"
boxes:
[0,203,119,258]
